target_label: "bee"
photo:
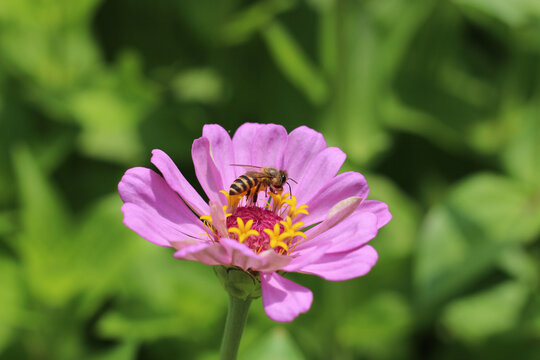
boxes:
[229,166,295,204]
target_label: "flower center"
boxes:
[227,206,283,252]
[200,191,309,255]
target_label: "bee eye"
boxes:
[281,174,287,183]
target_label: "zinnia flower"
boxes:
[118,123,391,322]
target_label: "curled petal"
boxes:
[297,245,378,281]
[151,149,209,216]
[293,212,378,257]
[301,172,370,225]
[306,196,362,239]
[357,200,392,229]
[260,273,313,322]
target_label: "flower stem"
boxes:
[219,294,252,360]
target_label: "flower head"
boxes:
[118,123,391,322]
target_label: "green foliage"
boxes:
[1,0,539,359]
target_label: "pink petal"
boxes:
[118,168,204,246]
[298,212,378,254]
[202,124,236,188]
[293,147,346,206]
[260,273,313,322]
[231,123,288,177]
[281,240,333,273]
[209,201,228,238]
[357,200,392,229]
[283,212,378,272]
[301,172,370,226]
[231,123,262,176]
[173,242,231,266]
[221,238,292,272]
[175,237,291,271]
[297,245,378,281]
[192,137,227,206]
[306,196,362,239]
[248,124,288,169]
[151,149,209,216]
[283,126,327,182]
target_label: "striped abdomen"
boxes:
[229,174,257,196]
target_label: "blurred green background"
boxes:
[1,0,540,359]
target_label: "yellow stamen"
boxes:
[199,206,231,225]
[200,215,212,223]
[269,192,291,213]
[284,196,309,219]
[228,217,259,243]
[263,223,289,251]
[280,216,307,240]
[221,189,242,212]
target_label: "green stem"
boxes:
[219,295,252,360]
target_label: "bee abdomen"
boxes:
[229,175,255,195]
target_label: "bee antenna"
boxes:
[289,177,298,184]
[287,182,293,197]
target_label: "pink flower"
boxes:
[118,123,391,322]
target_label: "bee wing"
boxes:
[229,164,264,171]
[244,170,268,178]
[230,164,263,168]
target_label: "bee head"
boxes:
[279,171,287,185]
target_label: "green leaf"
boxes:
[364,174,421,259]
[12,143,71,242]
[336,292,412,358]
[222,0,297,45]
[12,147,134,310]
[97,247,226,341]
[88,342,137,360]
[497,247,538,286]
[441,281,529,343]
[239,327,306,360]
[71,195,141,317]
[0,257,23,354]
[98,313,188,342]
[414,173,540,308]
[502,104,540,185]
[262,21,328,105]
[68,53,157,164]
[454,0,540,27]
[171,68,225,104]
[447,174,540,244]
[12,144,75,306]
[0,211,16,237]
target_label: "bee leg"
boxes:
[252,186,260,204]
[250,182,262,205]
